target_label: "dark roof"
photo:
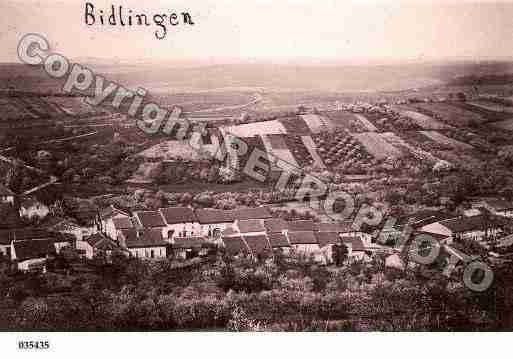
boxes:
[87,234,119,251]
[160,207,197,224]
[243,234,272,255]
[486,198,513,211]
[439,215,491,233]
[264,218,288,233]
[135,211,166,228]
[288,220,316,232]
[317,222,352,233]
[86,233,109,247]
[267,233,290,247]
[237,219,265,234]
[287,231,318,244]
[341,237,365,251]
[315,231,340,247]
[173,237,208,249]
[0,184,14,197]
[124,228,167,248]
[100,205,129,220]
[0,228,53,245]
[13,239,56,261]
[195,208,233,224]
[402,210,453,228]
[230,207,272,221]
[112,217,133,230]
[223,236,250,255]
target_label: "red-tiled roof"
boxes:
[195,208,233,224]
[315,231,340,247]
[230,207,272,221]
[223,236,249,255]
[100,205,129,220]
[160,207,197,224]
[112,217,133,230]
[288,220,316,232]
[287,231,318,244]
[13,239,56,261]
[135,211,166,228]
[173,237,208,249]
[237,219,265,234]
[439,215,491,233]
[243,234,272,255]
[267,233,290,248]
[264,218,288,233]
[317,222,352,233]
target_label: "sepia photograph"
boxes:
[1,0,513,351]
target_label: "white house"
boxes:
[118,228,167,259]
[420,215,501,243]
[286,231,323,262]
[99,205,131,239]
[0,184,14,205]
[195,208,234,238]
[133,210,167,239]
[11,239,56,272]
[159,206,201,241]
[19,198,49,222]
[234,219,266,236]
[267,232,291,255]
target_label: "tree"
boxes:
[332,243,348,266]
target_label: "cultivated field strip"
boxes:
[414,102,486,126]
[392,105,449,129]
[224,120,288,137]
[300,114,335,133]
[380,132,439,163]
[301,135,326,168]
[419,130,473,149]
[354,114,378,131]
[352,132,404,159]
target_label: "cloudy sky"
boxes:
[1,0,513,64]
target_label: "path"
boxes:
[22,176,58,195]
[301,135,327,169]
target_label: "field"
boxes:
[380,132,439,163]
[354,114,378,131]
[419,130,474,150]
[282,135,315,166]
[300,136,326,168]
[137,140,215,161]
[449,101,513,122]
[223,120,287,137]
[311,130,375,171]
[261,135,299,167]
[392,105,449,129]
[299,114,334,133]
[467,101,513,114]
[325,111,368,132]
[412,102,486,126]
[352,132,404,159]
[279,116,312,135]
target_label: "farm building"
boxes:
[99,205,131,240]
[420,215,501,243]
[119,228,167,259]
[172,236,210,260]
[196,208,234,238]
[159,206,201,240]
[11,239,56,272]
[286,231,322,261]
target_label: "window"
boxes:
[151,249,155,259]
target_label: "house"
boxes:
[341,237,368,262]
[133,210,167,238]
[420,215,501,243]
[18,197,49,222]
[286,231,322,261]
[99,205,131,239]
[119,228,167,259]
[318,221,372,246]
[11,239,56,272]
[159,206,200,240]
[482,198,513,218]
[222,235,250,257]
[50,232,75,253]
[235,219,266,236]
[77,233,120,259]
[172,236,210,260]
[264,218,288,234]
[315,231,341,264]
[196,208,234,238]
[242,234,272,259]
[0,184,14,205]
[267,232,291,254]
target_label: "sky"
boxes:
[1,0,513,65]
